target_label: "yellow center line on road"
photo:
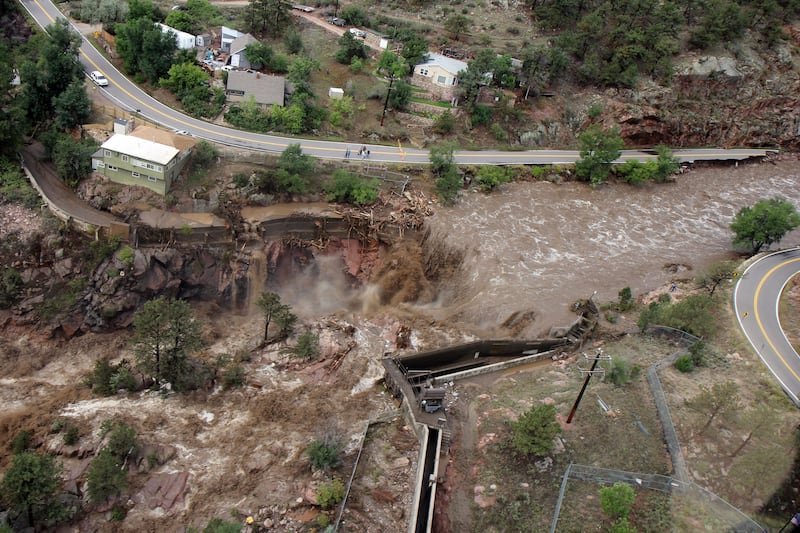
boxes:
[753,256,800,383]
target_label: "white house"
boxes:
[412,53,467,101]
[156,23,196,50]
[221,26,243,51]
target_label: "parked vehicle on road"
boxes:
[327,16,345,26]
[348,28,367,38]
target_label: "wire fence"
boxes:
[550,327,765,532]
[551,464,765,533]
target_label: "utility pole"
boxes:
[380,75,395,127]
[566,348,610,424]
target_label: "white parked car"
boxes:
[348,28,367,38]
[89,71,109,87]
[221,65,236,72]
[173,129,192,136]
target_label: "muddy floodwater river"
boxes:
[422,159,800,337]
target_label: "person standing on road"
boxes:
[345,146,351,158]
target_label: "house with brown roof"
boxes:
[91,121,196,195]
[225,71,286,107]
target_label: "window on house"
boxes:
[104,149,111,157]
[97,161,105,168]
[107,165,117,171]
[131,171,140,178]
[148,176,158,182]
[419,68,428,76]
[121,155,129,162]
[437,75,447,84]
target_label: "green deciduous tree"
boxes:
[395,30,429,68]
[430,144,461,205]
[1,452,62,528]
[160,62,210,100]
[131,297,204,388]
[685,381,740,434]
[575,124,624,187]
[278,143,315,177]
[19,19,84,125]
[730,198,800,255]
[164,9,196,33]
[287,56,320,86]
[324,170,379,206]
[340,5,368,26]
[53,81,92,131]
[508,403,561,456]
[52,136,98,188]
[116,18,178,83]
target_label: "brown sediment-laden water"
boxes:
[421,159,800,337]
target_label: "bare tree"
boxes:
[685,381,740,434]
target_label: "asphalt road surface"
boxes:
[20,0,773,165]
[734,248,800,406]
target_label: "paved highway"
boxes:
[20,0,773,165]
[734,248,800,406]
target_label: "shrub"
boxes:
[316,479,345,508]
[285,30,303,54]
[617,287,633,311]
[222,364,245,388]
[307,439,341,471]
[490,123,509,143]
[607,357,637,386]
[508,403,561,456]
[472,104,492,126]
[476,166,512,192]
[10,430,32,454]
[688,340,707,367]
[294,332,320,359]
[106,422,137,460]
[110,504,127,522]
[433,111,455,134]
[0,268,23,308]
[599,482,635,520]
[349,57,364,73]
[324,170,379,206]
[111,365,137,392]
[674,354,694,373]
[62,424,79,446]
[232,172,250,188]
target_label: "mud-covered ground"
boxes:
[2,156,800,531]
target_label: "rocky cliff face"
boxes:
[616,37,800,149]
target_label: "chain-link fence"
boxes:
[551,463,765,533]
[550,328,765,532]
